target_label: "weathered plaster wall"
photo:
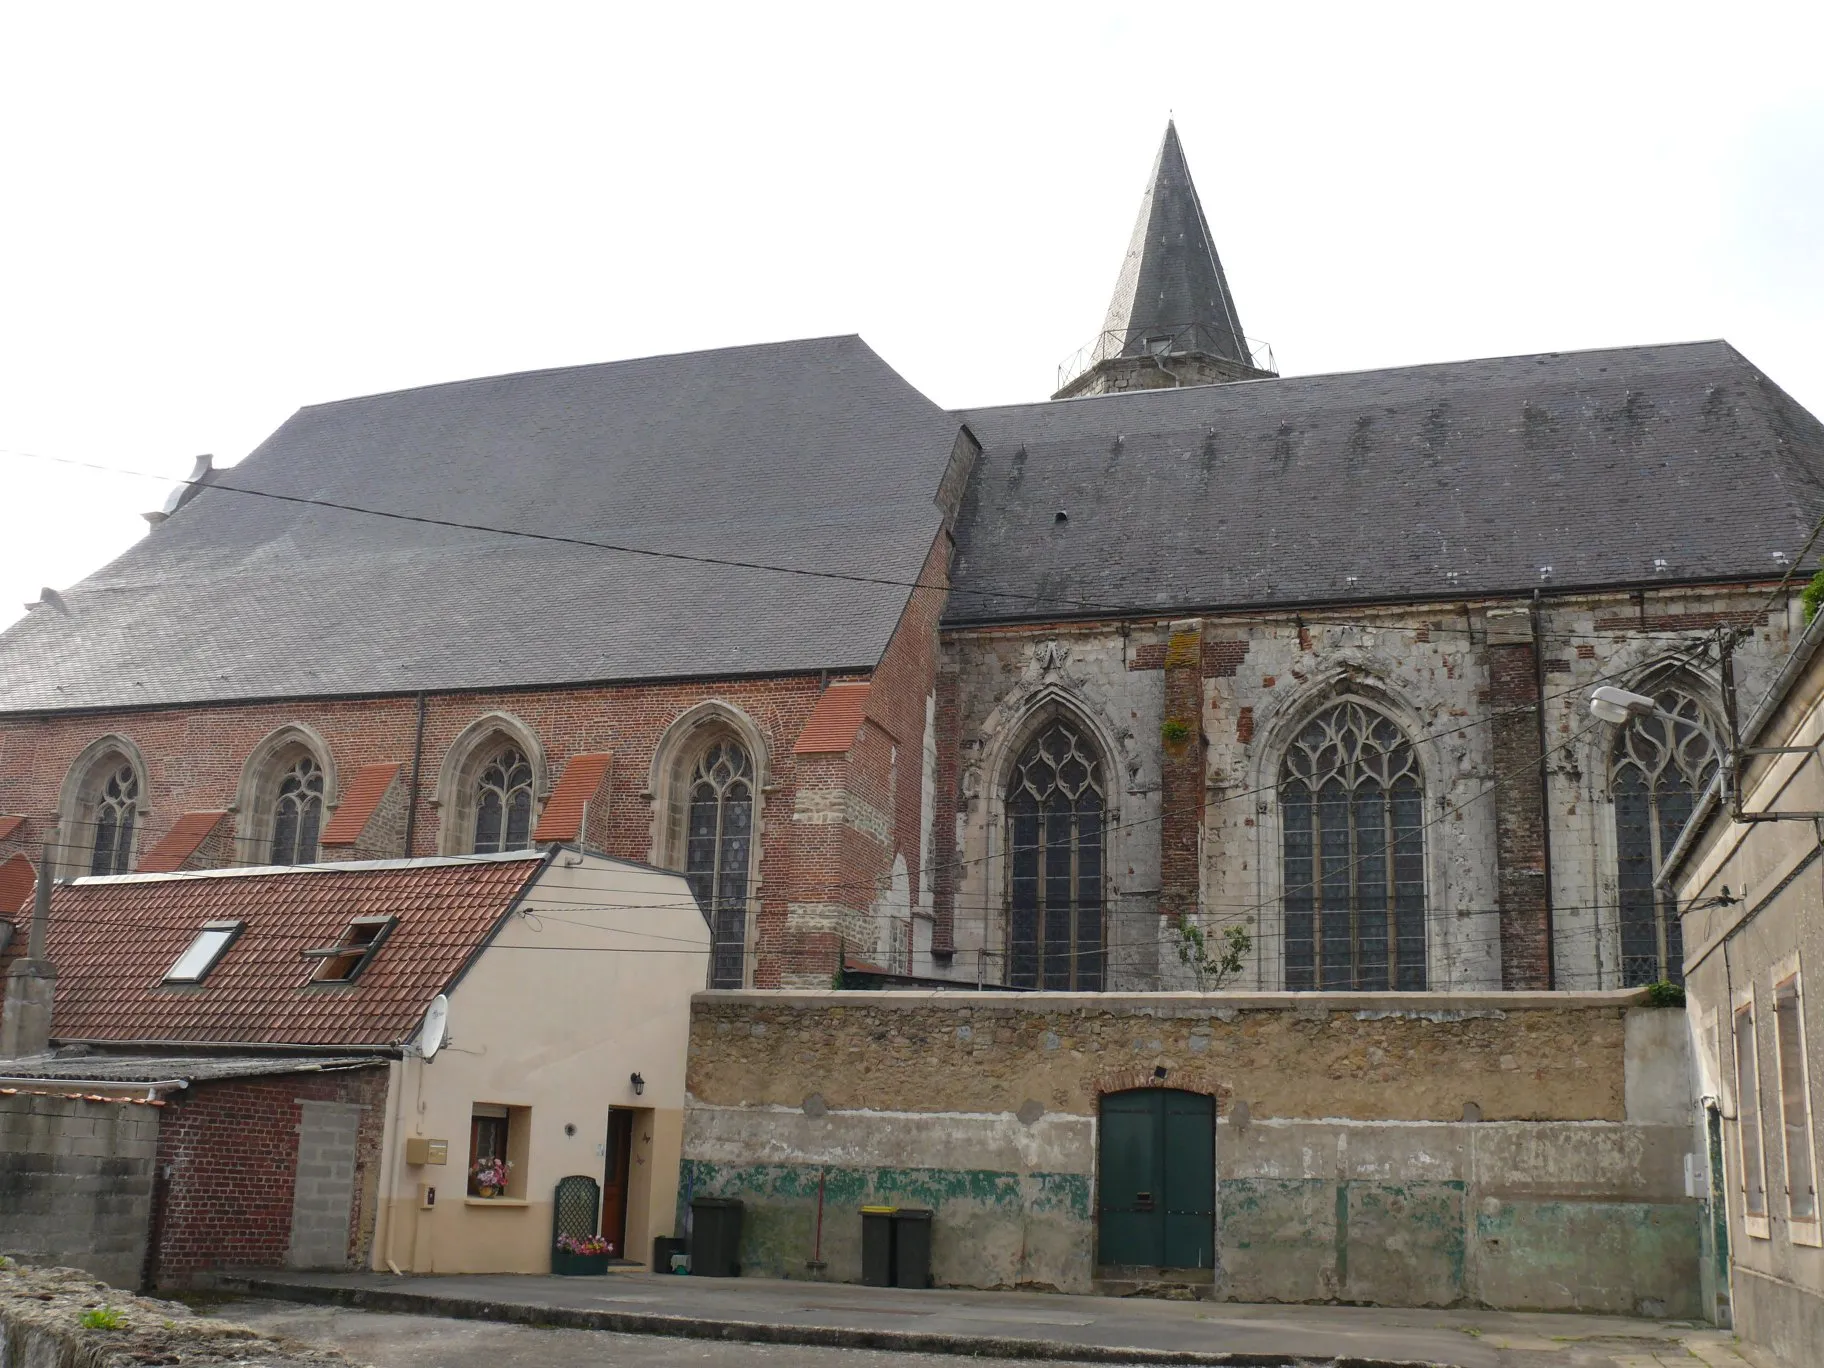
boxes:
[683,990,1700,1312]
[936,586,1797,994]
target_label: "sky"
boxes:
[3,1,1822,633]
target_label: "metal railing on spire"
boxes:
[1056,324,1277,393]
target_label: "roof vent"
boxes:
[143,454,215,526]
[1773,551,1792,567]
[1055,510,1069,525]
[1344,575,1359,589]
[24,587,67,614]
[1538,566,1554,582]
[1445,570,1460,586]
[1653,557,1670,573]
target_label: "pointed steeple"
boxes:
[1054,122,1273,399]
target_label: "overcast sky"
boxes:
[3,1,1821,633]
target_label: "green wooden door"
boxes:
[1096,1089,1214,1268]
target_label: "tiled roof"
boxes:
[793,682,873,754]
[0,816,23,842]
[43,853,547,1047]
[949,341,1824,624]
[137,811,230,874]
[0,853,34,915]
[0,336,960,713]
[531,753,613,843]
[319,763,402,847]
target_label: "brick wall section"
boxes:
[147,1065,387,1287]
[931,660,961,958]
[1159,622,1203,923]
[350,773,408,861]
[0,1093,160,1289]
[1487,618,1552,990]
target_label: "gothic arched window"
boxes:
[90,761,139,877]
[686,741,754,990]
[1279,699,1425,990]
[1006,719,1105,991]
[270,754,325,865]
[1613,685,1718,987]
[474,746,534,854]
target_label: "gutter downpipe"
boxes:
[402,690,428,857]
[1531,590,1557,988]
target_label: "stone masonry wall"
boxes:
[0,1091,161,1289]
[936,585,1797,994]
[683,989,1700,1312]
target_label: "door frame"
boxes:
[1093,1086,1218,1274]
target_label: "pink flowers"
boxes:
[471,1155,512,1189]
[557,1233,613,1256]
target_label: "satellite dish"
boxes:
[418,995,449,1060]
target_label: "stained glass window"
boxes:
[686,741,754,989]
[1613,686,1717,987]
[474,746,534,854]
[270,754,325,865]
[90,762,138,876]
[1279,700,1425,990]
[1007,720,1104,990]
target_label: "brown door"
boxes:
[602,1109,634,1258]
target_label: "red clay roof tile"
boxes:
[45,854,545,1047]
[532,753,613,843]
[320,763,402,846]
[137,812,230,874]
[0,852,35,915]
[793,681,872,754]
[0,816,24,843]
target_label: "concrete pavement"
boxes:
[224,1270,1770,1368]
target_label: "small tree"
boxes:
[1176,919,1251,991]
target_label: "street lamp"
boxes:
[1588,685,1661,725]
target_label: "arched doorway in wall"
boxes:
[1096,1089,1215,1271]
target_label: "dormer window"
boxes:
[164,920,243,984]
[305,916,396,983]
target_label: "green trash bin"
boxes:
[689,1196,743,1277]
[860,1205,897,1287]
[892,1208,933,1289]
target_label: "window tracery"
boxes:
[1612,684,1718,987]
[1006,719,1104,991]
[1278,699,1426,990]
[474,746,535,854]
[89,761,139,877]
[686,741,754,990]
[270,753,325,865]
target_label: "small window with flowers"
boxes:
[468,1103,530,1200]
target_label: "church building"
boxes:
[3,122,1821,1000]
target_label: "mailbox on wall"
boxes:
[404,1138,449,1166]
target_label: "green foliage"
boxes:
[80,1307,127,1331]
[1643,979,1686,1008]
[1804,567,1824,624]
[1176,920,1251,991]
[1160,717,1194,747]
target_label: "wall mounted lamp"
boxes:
[630,1072,645,1096]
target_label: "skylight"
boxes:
[305,915,396,983]
[163,921,243,984]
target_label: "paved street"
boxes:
[221,1273,1775,1368]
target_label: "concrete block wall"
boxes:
[683,989,1701,1312]
[0,1092,160,1289]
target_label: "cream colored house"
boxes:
[7,848,708,1283]
[1665,614,1824,1364]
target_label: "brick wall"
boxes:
[1486,610,1551,989]
[1159,622,1203,924]
[147,1065,387,1287]
[0,1092,160,1289]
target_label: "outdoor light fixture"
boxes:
[630,1072,645,1096]
[1152,1065,1168,1082]
[1589,685,1660,725]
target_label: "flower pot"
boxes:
[477,1184,500,1199]
[551,1249,611,1276]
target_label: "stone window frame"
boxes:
[55,733,150,882]
[234,723,339,866]
[1771,951,1821,1246]
[647,700,770,989]
[433,712,549,856]
[1734,982,1772,1241]
[980,689,1122,993]
[1249,675,1446,993]
[1602,665,1723,990]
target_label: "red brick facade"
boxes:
[146,1064,388,1287]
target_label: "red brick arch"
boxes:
[1091,1062,1232,1112]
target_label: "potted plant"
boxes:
[471,1154,512,1199]
[552,1231,614,1276]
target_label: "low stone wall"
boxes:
[683,990,1700,1314]
[0,1092,160,1289]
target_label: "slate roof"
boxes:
[0,336,962,714]
[0,1053,380,1083]
[1098,121,1251,366]
[41,852,548,1046]
[946,341,1824,625]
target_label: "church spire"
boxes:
[1054,121,1274,400]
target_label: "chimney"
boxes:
[1,843,57,1059]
